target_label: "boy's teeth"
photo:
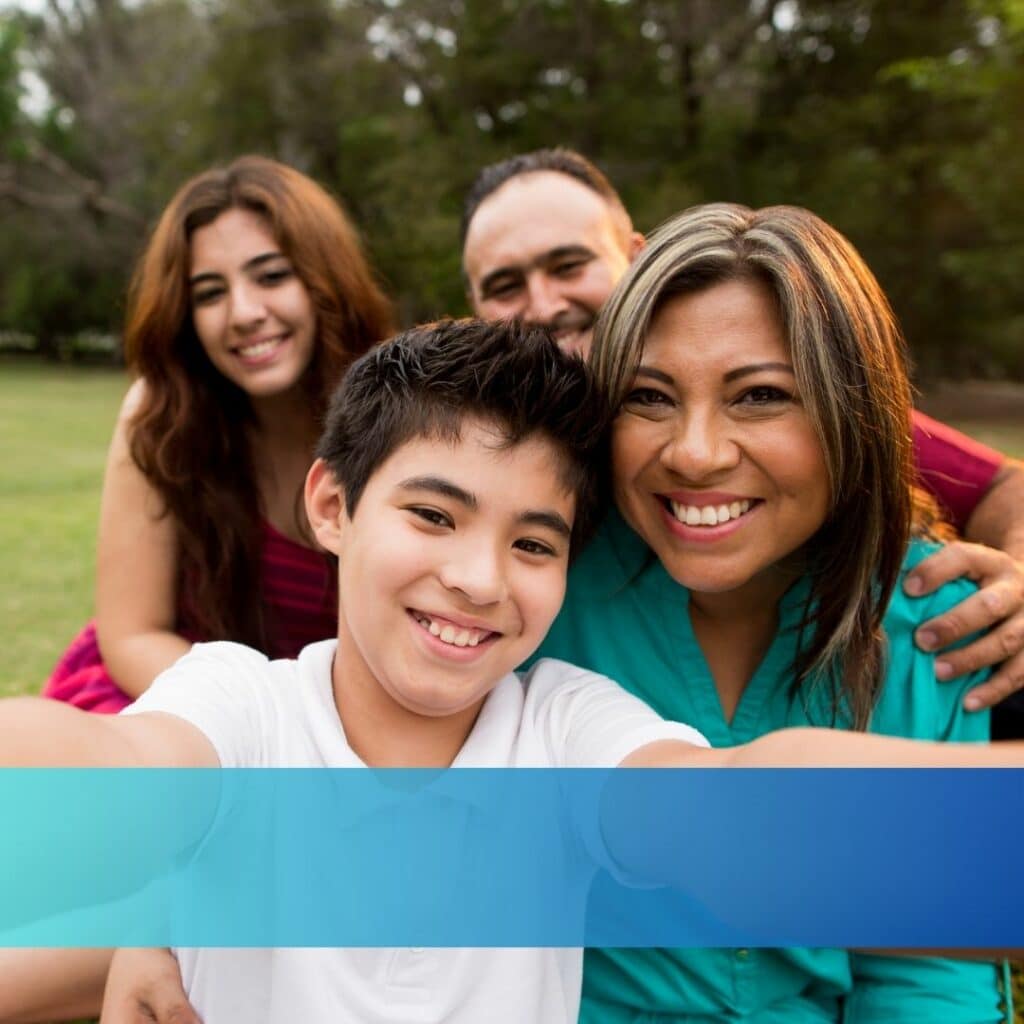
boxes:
[415,613,487,648]
[670,498,752,527]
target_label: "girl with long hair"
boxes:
[43,155,392,712]
[0,156,391,1024]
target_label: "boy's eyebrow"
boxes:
[520,510,572,540]
[399,478,572,539]
[398,476,478,509]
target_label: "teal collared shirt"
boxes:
[534,509,1005,1024]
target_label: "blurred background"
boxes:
[2,0,1024,375]
[1,0,1023,687]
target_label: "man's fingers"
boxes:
[904,542,996,596]
[962,650,1024,711]
[927,614,1024,677]
[915,581,1023,651]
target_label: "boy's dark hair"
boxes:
[316,319,611,557]
[460,147,629,244]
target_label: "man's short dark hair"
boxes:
[460,148,630,245]
[316,319,611,557]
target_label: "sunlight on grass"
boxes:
[0,360,127,696]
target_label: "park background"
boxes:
[0,1,1022,1017]
[1,0,1023,680]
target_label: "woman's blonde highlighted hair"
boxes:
[592,203,917,730]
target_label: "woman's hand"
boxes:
[904,540,1024,710]
[100,948,199,1024]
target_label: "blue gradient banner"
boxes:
[0,768,1020,947]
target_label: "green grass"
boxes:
[0,362,1021,697]
[0,359,127,697]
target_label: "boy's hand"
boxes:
[904,541,1024,710]
[100,947,199,1024]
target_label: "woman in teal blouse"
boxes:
[536,203,1007,1023]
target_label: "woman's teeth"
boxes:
[669,498,752,527]
[413,613,488,648]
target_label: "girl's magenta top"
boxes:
[42,521,337,714]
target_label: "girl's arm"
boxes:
[95,382,192,698]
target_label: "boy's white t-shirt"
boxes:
[127,639,707,1024]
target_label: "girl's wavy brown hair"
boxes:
[125,155,393,648]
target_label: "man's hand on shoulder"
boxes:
[904,540,1024,710]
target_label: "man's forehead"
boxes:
[463,171,622,277]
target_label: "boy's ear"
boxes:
[305,458,347,555]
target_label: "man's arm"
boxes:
[905,459,1024,710]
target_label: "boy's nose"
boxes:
[439,548,508,606]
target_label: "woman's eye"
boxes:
[514,538,556,557]
[737,385,792,406]
[623,387,671,408]
[408,506,452,528]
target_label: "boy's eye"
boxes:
[514,538,557,558]
[407,506,453,528]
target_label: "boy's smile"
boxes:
[307,417,576,766]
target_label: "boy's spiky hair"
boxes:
[316,318,611,556]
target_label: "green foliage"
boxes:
[1,0,1023,376]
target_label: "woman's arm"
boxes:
[623,729,1024,768]
[95,382,191,698]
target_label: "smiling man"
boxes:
[460,147,1024,724]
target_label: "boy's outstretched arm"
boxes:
[622,729,1024,769]
[0,697,217,768]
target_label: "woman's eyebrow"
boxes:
[635,366,675,386]
[723,362,795,382]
